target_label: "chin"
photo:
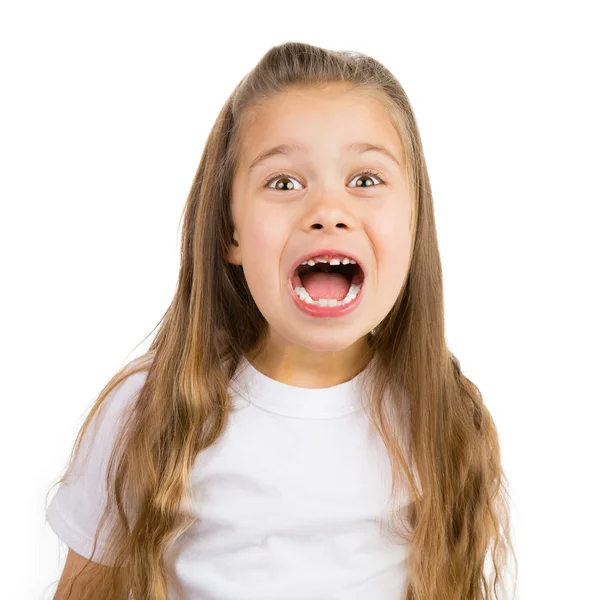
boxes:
[288,330,366,353]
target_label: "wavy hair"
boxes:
[46,41,517,599]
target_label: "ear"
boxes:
[226,236,242,266]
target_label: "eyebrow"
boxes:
[247,141,403,173]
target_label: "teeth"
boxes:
[293,283,362,307]
[301,255,356,266]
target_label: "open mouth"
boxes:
[290,259,365,308]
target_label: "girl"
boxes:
[45,42,516,600]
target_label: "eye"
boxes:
[264,169,386,191]
[348,169,386,188]
[265,172,304,191]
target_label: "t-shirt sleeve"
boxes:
[45,371,147,564]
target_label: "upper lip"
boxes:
[289,247,366,279]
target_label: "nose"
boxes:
[302,189,358,233]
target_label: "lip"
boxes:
[286,246,366,318]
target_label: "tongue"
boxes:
[301,271,351,300]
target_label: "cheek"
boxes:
[247,208,289,257]
[242,209,288,289]
[369,205,412,284]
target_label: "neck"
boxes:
[246,334,374,388]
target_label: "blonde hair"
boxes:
[46,41,517,599]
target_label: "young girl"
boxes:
[45,42,516,600]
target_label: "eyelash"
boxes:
[264,169,387,190]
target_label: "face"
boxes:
[227,83,412,383]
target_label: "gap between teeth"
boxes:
[293,283,362,307]
[303,258,356,266]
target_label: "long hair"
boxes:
[46,41,517,599]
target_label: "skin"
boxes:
[227,83,412,388]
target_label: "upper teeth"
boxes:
[301,255,357,267]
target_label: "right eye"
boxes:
[265,172,303,191]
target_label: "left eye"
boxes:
[265,170,386,190]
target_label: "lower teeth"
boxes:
[293,283,362,307]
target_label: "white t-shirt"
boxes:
[46,356,411,599]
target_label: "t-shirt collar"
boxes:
[229,355,373,419]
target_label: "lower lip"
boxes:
[287,274,365,318]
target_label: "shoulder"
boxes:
[103,369,148,415]
[78,369,150,463]
[97,369,149,423]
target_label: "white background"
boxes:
[1,1,598,598]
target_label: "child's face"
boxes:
[228,83,412,364]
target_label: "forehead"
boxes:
[237,84,404,171]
